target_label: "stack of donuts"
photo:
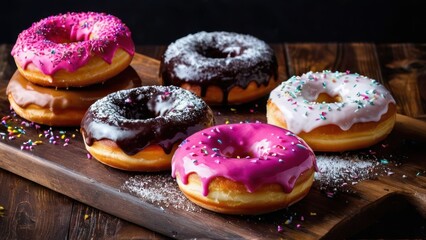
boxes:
[7,12,137,126]
[8,12,398,216]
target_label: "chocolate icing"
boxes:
[161,31,278,104]
[7,66,142,113]
[81,86,215,155]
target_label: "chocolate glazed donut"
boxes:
[81,85,215,171]
[161,31,278,105]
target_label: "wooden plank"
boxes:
[68,203,167,239]
[0,44,14,81]
[285,43,382,80]
[376,43,426,119]
[0,44,425,239]
[0,168,73,239]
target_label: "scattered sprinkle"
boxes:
[0,205,4,217]
[1,112,76,151]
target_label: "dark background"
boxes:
[1,0,423,45]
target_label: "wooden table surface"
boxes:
[1,43,426,239]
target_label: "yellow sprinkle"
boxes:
[72,134,76,138]
[310,212,317,216]
[61,135,65,140]
[34,141,43,145]
[17,134,21,138]
[38,134,43,138]
[84,214,90,220]
[225,120,230,124]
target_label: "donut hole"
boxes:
[43,20,93,44]
[44,28,91,44]
[45,31,75,44]
[222,146,254,159]
[123,105,157,120]
[315,93,342,103]
[197,46,241,59]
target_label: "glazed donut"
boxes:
[11,12,135,88]
[161,31,279,105]
[81,86,215,171]
[267,70,397,152]
[172,122,317,215]
[6,67,141,126]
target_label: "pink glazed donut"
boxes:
[172,122,317,215]
[11,12,135,88]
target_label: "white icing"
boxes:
[268,71,396,133]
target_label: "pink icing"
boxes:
[171,123,317,196]
[11,12,135,75]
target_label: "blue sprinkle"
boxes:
[296,144,307,149]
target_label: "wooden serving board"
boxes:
[1,48,426,239]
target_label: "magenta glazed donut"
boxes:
[172,122,317,215]
[11,12,135,87]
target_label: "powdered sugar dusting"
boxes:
[81,85,214,155]
[314,152,392,194]
[121,174,199,212]
[87,85,208,126]
[163,31,275,81]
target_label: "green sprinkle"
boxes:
[380,159,389,165]
[287,91,297,99]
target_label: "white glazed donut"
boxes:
[267,70,397,152]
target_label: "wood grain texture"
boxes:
[0,168,73,240]
[285,43,382,81]
[0,44,425,239]
[377,43,426,119]
[68,203,167,240]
